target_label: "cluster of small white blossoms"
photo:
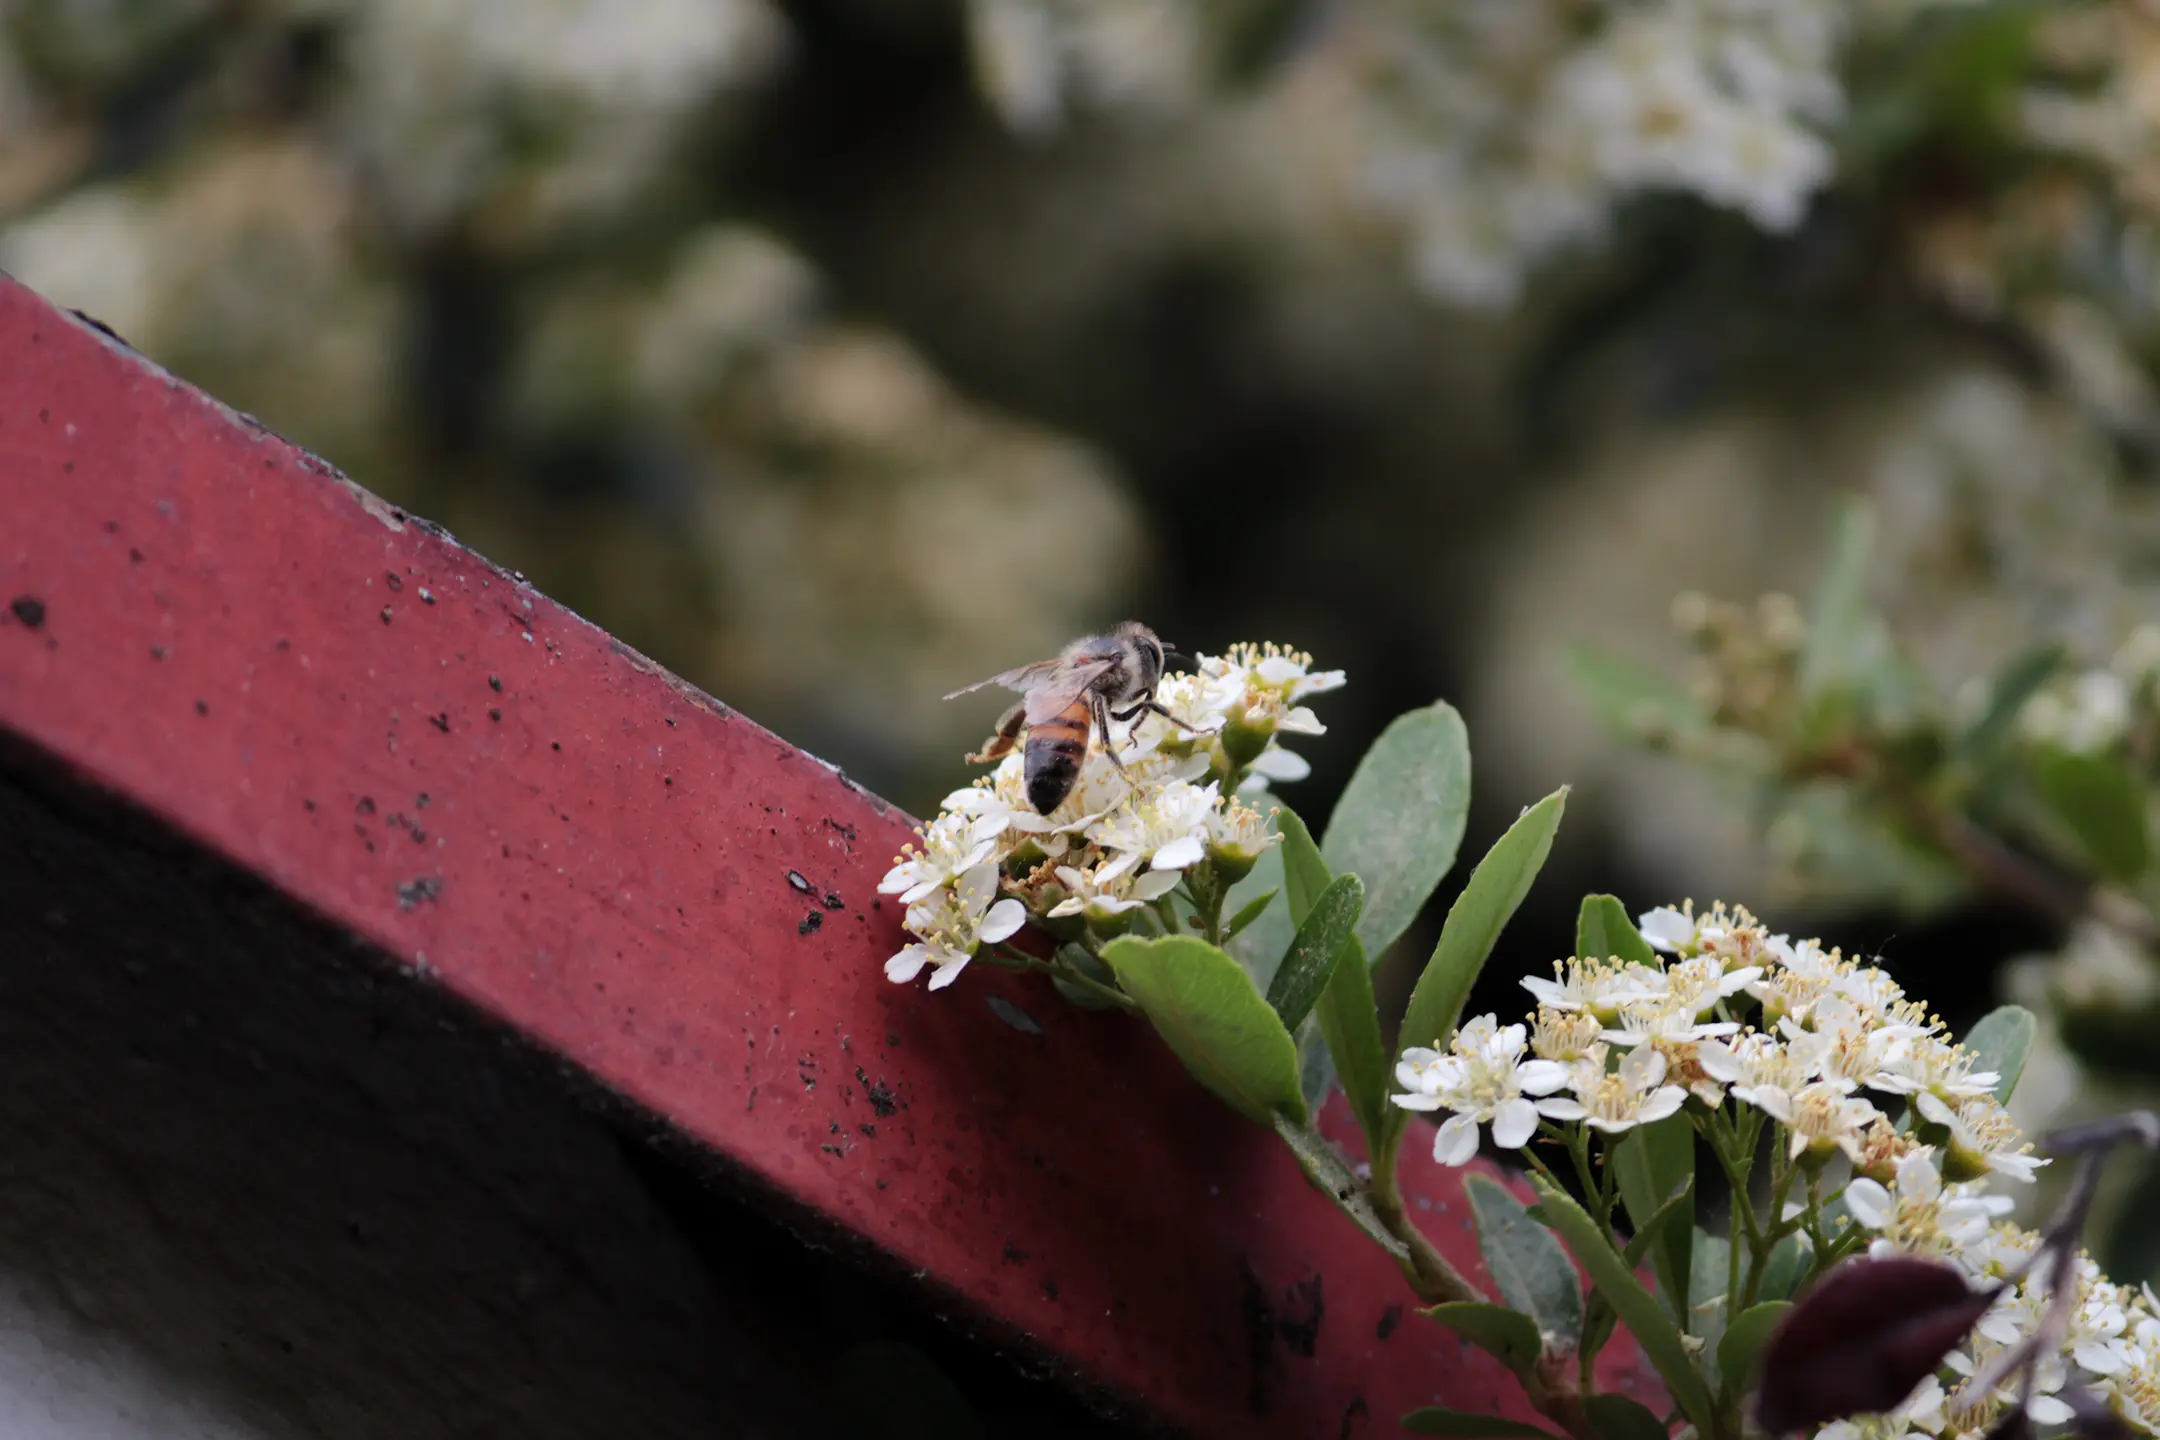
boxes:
[1395,900,2160,1438]
[881,644,1343,990]
[1346,0,1968,308]
[2015,623,2160,755]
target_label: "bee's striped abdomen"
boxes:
[1023,704,1091,814]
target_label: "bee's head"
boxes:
[1111,621,1171,680]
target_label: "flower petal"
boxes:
[1516,1060,1571,1096]
[885,946,930,984]
[1638,906,1694,953]
[1843,1178,1893,1229]
[979,898,1028,945]
[1132,869,1181,900]
[1491,1098,1540,1149]
[1433,1114,1481,1166]
[1149,835,1207,872]
[1247,747,1311,781]
[925,954,972,991]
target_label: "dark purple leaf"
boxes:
[1754,1257,1999,1436]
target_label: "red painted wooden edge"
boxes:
[0,277,1662,1437]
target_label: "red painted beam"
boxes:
[0,278,1657,1436]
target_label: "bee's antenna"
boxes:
[1163,648,1198,673]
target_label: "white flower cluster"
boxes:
[1812,1230,2160,1440]
[882,643,1342,990]
[2017,623,2160,754]
[1345,0,1962,308]
[1393,899,2160,1439]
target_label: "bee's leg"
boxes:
[1093,693,1133,776]
[965,703,1026,764]
[1125,698,1220,736]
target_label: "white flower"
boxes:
[1782,998,1925,1094]
[1530,1005,1607,1067]
[1766,933,1843,981]
[941,772,1067,855]
[1868,1033,1999,1105]
[1700,1031,1812,1118]
[1234,643,1346,704]
[1842,1151,2001,1260]
[1045,863,1180,926]
[1778,1080,1880,1165]
[884,861,1027,991]
[1662,955,1762,1017]
[1205,797,1279,877]
[1815,1374,1946,1440]
[1916,1093,2047,1184]
[1393,1015,1570,1165]
[1535,1044,1687,1135]
[879,811,997,905]
[1087,778,1218,881]
[1607,997,1736,1053]
[1638,905,1697,953]
[1522,956,1661,1021]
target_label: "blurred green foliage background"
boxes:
[11,0,2160,1260]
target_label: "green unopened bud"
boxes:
[1083,899,1145,937]
[1220,711,1274,766]
[1936,1138,1990,1186]
[1795,1133,1841,1173]
[1207,842,1259,885]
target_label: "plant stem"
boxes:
[1053,961,1139,1010]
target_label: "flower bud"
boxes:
[1219,710,1275,767]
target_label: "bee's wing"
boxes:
[1020,659,1114,725]
[942,657,1064,702]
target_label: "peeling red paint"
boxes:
[0,277,1661,1436]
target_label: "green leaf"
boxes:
[1420,1303,1547,1379]
[1279,804,1332,921]
[1224,886,1280,942]
[1757,1232,1812,1303]
[1689,1228,1731,1360]
[1281,808,1390,1144]
[1566,642,1702,739]
[1576,894,1659,968]
[1718,1301,1794,1398]
[1271,1114,1409,1264]
[1611,1114,1695,1319]
[1962,1005,2038,1105]
[1295,1014,1337,1116]
[1800,497,1884,699]
[1386,789,1568,1157]
[1402,1407,1562,1439]
[1464,1174,1584,1344]
[1529,1175,1716,1433]
[1584,1176,1695,1367]
[1102,936,1307,1126]
[1957,642,2066,764]
[1582,1394,1671,1440]
[1321,701,1471,962]
[1267,873,1364,1031]
[1225,829,1292,990]
[1313,931,1387,1141]
[2035,749,2151,883]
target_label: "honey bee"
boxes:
[945,622,1202,814]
